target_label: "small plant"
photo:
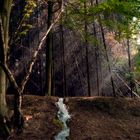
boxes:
[52,118,64,129]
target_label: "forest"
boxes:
[0,0,140,139]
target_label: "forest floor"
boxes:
[6,96,140,140]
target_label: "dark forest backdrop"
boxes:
[8,0,139,97]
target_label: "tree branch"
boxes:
[20,0,64,94]
[0,16,5,63]
[114,71,140,98]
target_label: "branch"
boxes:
[0,16,5,63]
[0,16,20,95]
[20,0,64,94]
[114,71,140,98]
[0,62,20,92]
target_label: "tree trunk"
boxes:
[0,0,12,108]
[60,23,67,97]
[127,39,136,97]
[84,2,91,97]
[95,0,116,97]
[0,0,12,137]
[46,1,53,96]
[93,24,100,96]
[91,0,100,96]
[0,68,7,116]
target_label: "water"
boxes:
[54,98,71,140]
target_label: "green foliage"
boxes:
[52,118,64,129]
[133,48,140,79]
[24,0,37,15]
[63,0,140,41]
[12,0,37,43]
[125,72,133,81]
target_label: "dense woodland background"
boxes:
[7,0,140,97]
[0,0,140,139]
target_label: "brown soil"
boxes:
[6,96,60,140]
[67,97,140,140]
[4,96,140,140]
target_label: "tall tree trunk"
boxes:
[84,2,91,97]
[0,0,12,113]
[46,1,53,96]
[0,0,12,137]
[127,39,136,97]
[0,69,7,116]
[60,23,67,97]
[91,0,100,96]
[93,24,100,96]
[51,32,55,96]
[95,0,116,97]
[100,23,116,97]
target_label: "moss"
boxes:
[52,118,64,129]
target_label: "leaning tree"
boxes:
[0,0,64,138]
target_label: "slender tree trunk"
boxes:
[95,0,116,97]
[0,22,7,122]
[60,23,67,97]
[46,1,53,96]
[51,32,55,96]
[84,2,91,97]
[0,69,7,116]
[0,0,12,114]
[100,24,116,97]
[0,0,12,137]
[91,0,100,96]
[127,39,135,97]
[93,24,100,96]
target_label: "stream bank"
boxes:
[5,95,140,140]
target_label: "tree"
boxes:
[46,0,54,96]
[84,1,91,97]
[0,0,64,137]
[0,0,13,137]
[62,0,140,96]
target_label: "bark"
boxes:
[127,39,136,97]
[0,0,12,137]
[0,68,7,116]
[93,23,100,96]
[46,1,53,96]
[0,0,12,115]
[84,2,91,97]
[91,0,100,96]
[60,23,67,97]
[0,18,6,117]
[51,32,55,96]
[1,0,24,133]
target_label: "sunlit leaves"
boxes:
[64,0,140,42]
[12,0,37,42]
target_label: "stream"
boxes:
[54,98,71,140]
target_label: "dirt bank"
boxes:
[5,96,140,140]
